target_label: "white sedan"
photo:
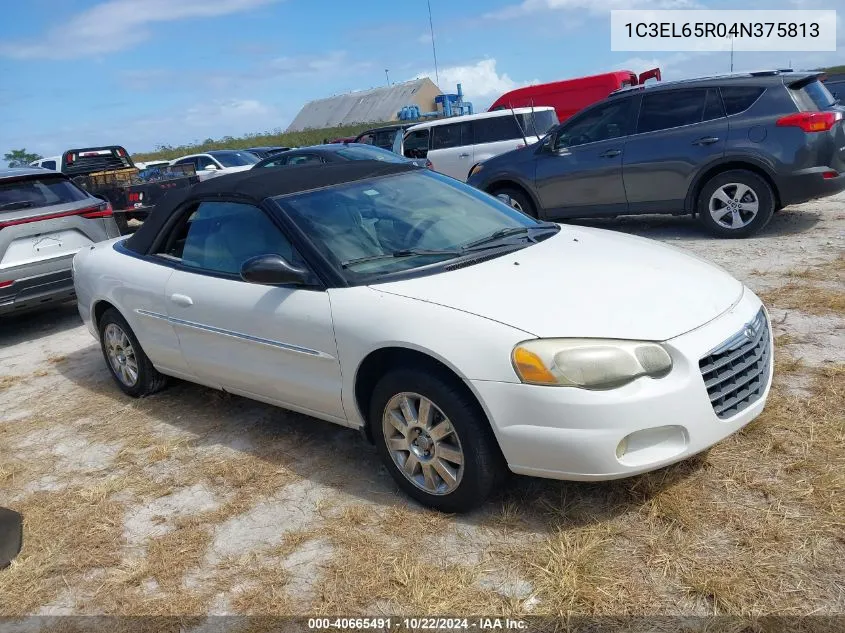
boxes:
[72,162,773,512]
[169,150,258,181]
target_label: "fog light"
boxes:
[616,426,688,467]
[615,437,628,459]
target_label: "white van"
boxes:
[392,107,558,181]
[29,156,62,171]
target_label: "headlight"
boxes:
[511,339,672,390]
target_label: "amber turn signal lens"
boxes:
[512,347,557,385]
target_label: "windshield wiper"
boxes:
[0,201,35,211]
[461,223,559,251]
[342,248,460,268]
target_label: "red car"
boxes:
[490,69,661,124]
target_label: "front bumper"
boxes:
[473,289,773,481]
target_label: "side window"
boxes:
[473,116,522,144]
[556,99,633,149]
[357,133,375,145]
[637,89,707,134]
[287,154,323,166]
[431,122,471,150]
[720,87,766,115]
[42,160,57,170]
[702,88,726,121]
[374,129,397,148]
[174,158,195,167]
[261,156,289,168]
[196,156,218,170]
[159,201,303,276]
[403,129,430,158]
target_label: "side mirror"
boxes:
[240,254,309,286]
[204,164,218,170]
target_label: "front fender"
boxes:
[328,286,534,427]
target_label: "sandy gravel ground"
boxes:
[0,194,842,624]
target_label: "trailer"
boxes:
[489,69,661,124]
[60,146,199,234]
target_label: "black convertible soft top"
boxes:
[124,160,418,254]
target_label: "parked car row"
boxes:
[17,67,839,513]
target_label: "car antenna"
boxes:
[510,106,528,146]
[529,98,540,138]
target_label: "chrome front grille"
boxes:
[699,308,771,419]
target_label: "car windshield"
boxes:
[210,151,259,167]
[274,170,550,280]
[334,145,409,163]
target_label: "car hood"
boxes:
[371,226,743,341]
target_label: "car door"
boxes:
[471,114,531,167]
[428,122,473,180]
[194,155,222,180]
[534,97,635,217]
[623,88,728,213]
[159,199,346,422]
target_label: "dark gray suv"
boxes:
[467,71,845,238]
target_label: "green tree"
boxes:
[4,148,42,168]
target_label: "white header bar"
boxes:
[611,10,837,52]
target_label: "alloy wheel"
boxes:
[708,183,759,230]
[496,193,524,212]
[104,323,139,387]
[382,392,465,496]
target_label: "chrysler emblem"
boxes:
[744,325,755,340]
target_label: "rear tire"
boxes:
[492,187,537,218]
[370,367,506,513]
[697,170,774,238]
[98,308,168,397]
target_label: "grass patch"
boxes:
[132,120,399,162]
[760,282,845,315]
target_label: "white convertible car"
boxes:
[73,162,773,512]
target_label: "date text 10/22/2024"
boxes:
[307,618,529,630]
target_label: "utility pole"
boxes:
[428,0,440,86]
[385,69,390,87]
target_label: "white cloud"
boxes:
[486,0,700,20]
[0,0,277,59]
[413,59,535,105]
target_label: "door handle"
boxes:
[170,293,193,307]
[600,149,622,158]
[692,136,720,146]
[458,153,470,158]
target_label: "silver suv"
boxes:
[0,168,119,316]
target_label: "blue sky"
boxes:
[1,0,841,159]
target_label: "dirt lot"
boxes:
[0,195,843,622]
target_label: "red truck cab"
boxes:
[489,69,661,124]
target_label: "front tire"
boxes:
[370,368,506,513]
[98,308,167,397]
[493,187,537,218]
[697,170,774,238]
